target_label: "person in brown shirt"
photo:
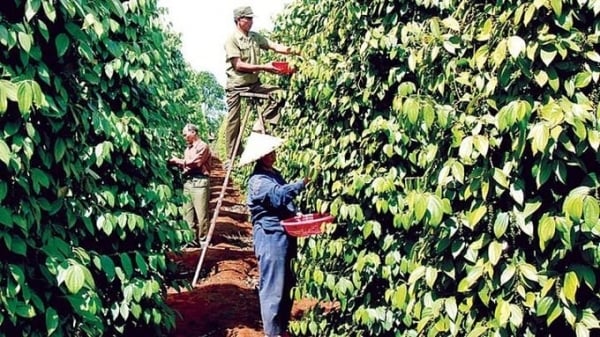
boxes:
[169,123,211,246]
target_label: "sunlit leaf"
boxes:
[538,215,556,251]
[508,36,526,58]
[65,264,85,293]
[563,271,579,303]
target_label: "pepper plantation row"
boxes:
[270,0,600,336]
[1,0,600,336]
[0,0,223,336]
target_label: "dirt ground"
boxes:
[166,157,314,337]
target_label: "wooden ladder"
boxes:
[192,91,269,286]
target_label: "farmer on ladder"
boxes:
[239,132,309,337]
[223,5,298,164]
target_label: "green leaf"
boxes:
[404,97,419,124]
[0,206,13,228]
[451,161,464,183]
[537,296,554,316]
[425,267,438,288]
[493,168,510,189]
[574,71,592,88]
[458,266,483,292]
[32,168,51,192]
[585,51,600,63]
[589,130,600,151]
[11,236,27,256]
[46,307,59,335]
[131,303,142,319]
[55,33,70,57]
[576,323,590,337]
[414,194,428,221]
[492,39,507,67]
[510,180,525,205]
[495,299,510,325]
[507,36,526,58]
[465,205,487,230]
[458,136,473,160]
[538,215,556,252]
[488,241,503,265]
[15,302,35,318]
[0,182,7,203]
[442,17,461,31]
[535,70,548,87]
[534,160,552,187]
[0,139,11,166]
[25,0,41,21]
[101,255,116,281]
[519,263,538,282]
[445,297,458,320]
[54,138,66,161]
[408,266,426,284]
[529,123,549,154]
[547,67,560,92]
[540,48,557,66]
[563,271,579,303]
[120,253,133,277]
[563,194,584,220]
[65,264,85,294]
[572,264,596,290]
[550,0,562,15]
[0,83,7,113]
[547,301,562,325]
[313,269,324,285]
[510,303,524,327]
[18,32,32,52]
[473,135,489,156]
[500,265,516,285]
[583,197,599,228]
[17,81,33,114]
[427,195,444,226]
[42,0,57,21]
[466,325,487,337]
[494,212,509,238]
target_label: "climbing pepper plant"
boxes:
[272,0,600,336]
[0,0,216,336]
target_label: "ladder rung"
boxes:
[239,92,270,100]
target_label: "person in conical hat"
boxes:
[241,132,308,337]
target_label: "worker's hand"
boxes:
[168,157,183,167]
[267,61,296,75]
[286,46,302,57]
[264,62,280,74]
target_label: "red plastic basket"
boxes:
[273,61,294,75]
[281,213,334,237]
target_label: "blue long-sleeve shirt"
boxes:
[247,166,305,232]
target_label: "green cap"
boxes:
[233,6,254,19]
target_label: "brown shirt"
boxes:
[183,139,211,176]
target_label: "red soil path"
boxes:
[166,157,314,337]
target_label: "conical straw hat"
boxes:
[238,132,285,166]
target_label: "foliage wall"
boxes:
[0,0,219,335]
[273,0,600,336]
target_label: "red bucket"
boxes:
[281,213,334,237]
[273,61,294,75]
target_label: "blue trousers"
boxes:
[253,226,296,336]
